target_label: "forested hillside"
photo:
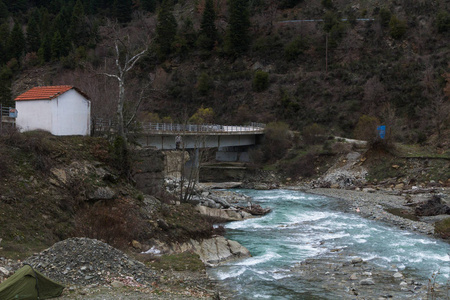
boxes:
[1,0,449,145]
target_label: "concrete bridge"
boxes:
[134,122,265,162]
[92,120,265,162]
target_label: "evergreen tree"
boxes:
[51,30,64,59]
[27,14,41,53]
[0,65,13,107]
[40,7,51,34]
[0,0,8,20]
[0,22,9,65]
[8,22,26,61]
[4,0,27,13]
[38,33,52,62]
[52,11,71,56]
[156,0,177,56]
[113,0,133,23]
[69,0,89,47]
[225,0,251,56]
[198,0,217,51]
[142,0,157,13]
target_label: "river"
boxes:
[208,189,449,299]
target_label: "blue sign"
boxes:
[377,125,386,139]
[9,108,18,118]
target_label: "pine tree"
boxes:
[8,22,26,61]
[69,0,89,47]
[198,0,217,51]
[0,22,9,65]
[156,0,177,56]
[4,0,27,13]
[142,0,157,13]
[0,0,8,20]
[225,0,250,56]
[38,33,52,62]
[51,30,64,59]
[27,14,41,53]
[0,65,13,107]
[113,0,133,24]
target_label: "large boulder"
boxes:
[192,236,251,266]
[415,195,450,216]
[195,205,247,221]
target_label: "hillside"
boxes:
[0,130,220,260]
[0,0,448,146]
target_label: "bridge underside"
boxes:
[136,134,259,150]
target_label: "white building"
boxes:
[14,85,91,136]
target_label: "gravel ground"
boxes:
[0,238,218,299]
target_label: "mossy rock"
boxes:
[434,217,450,239]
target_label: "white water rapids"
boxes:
[208,189,449,299]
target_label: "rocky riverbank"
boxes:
[285,186,450,299]
[301,187,450,236]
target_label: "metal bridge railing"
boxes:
[91,118,265,135]
[141,122,265,133]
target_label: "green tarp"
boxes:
[0,264,64,300]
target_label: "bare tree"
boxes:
[420,66,450,143]
[100,22,149,142]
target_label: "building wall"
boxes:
[52,90,91,136]
[16,89,91,136]
[16,99,53,133]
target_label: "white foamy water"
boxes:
[208,189,450,299]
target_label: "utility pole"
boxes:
[325,33,328,74]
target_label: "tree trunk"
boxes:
[117,78,127,142]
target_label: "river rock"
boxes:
[196,205,246,221]
[0,266,9,276]
[415,195,450,216]
[111,281,125,288]
[352,257,363,264]
[393,272,404,279]
[189,236,251,266]
[360,278,375,285]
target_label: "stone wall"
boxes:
[133,149,191,194]
[163,150,190,178]
[133,148,165,194]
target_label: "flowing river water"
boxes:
[208,189,450,299]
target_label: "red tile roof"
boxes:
[14,85,89,101]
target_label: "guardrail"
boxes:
[1,105,14,116]
[141,122,265,133]
[0,105,17,131]
[92,118,265,135]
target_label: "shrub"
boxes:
[252,70,269,92]
[436,10,450,33]
[378,7,392,27]
[196,72,213,96]
[74,198,146,249]
[0,149,10,179]
[284,37,308,61]
[261,122,292,162]
[283,152,316,179]
[110,136,131,177]
[189,106,214,124]
[353,115,379,141]
[302,123,326,145]
[321,0,332,9]
[279,0,303,9]
[389,15,407,39]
